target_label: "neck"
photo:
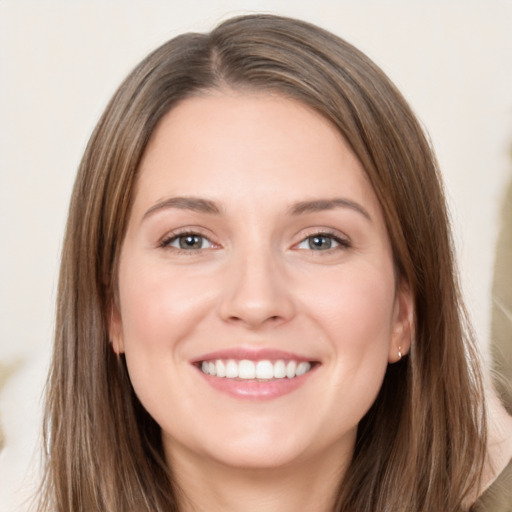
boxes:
[168,444,351,512]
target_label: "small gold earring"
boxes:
[398,346,402,360]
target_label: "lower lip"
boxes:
[196,366,317,400]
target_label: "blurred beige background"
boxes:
[1,1,511,510]
[492,159,512,413]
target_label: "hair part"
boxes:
[39,14,486,512]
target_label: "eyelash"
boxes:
[294,231,352,257]
[159,230,351,254]
[296,231,351,252]
[159,230,217,254]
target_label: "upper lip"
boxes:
[191,347,318,364]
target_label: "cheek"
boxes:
[116,260,212,423]
[300,262,396,403]
[117,259,214,353]
[306,264,396,350]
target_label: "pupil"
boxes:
[310,235,331,250]
[180,235,202,249]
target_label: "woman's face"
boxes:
[112,91,411,471]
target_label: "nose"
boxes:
[218,246,296,330]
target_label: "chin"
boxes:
[204,438,309,471]
[164,412,356,474]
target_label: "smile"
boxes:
[192,348,319,400]
[200,359,313,380]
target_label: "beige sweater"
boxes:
[472,460,512,512]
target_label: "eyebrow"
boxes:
[288,198,372,221]
[142,196,222,220]
[142,196,371,222]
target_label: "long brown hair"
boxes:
[38,14,486,511]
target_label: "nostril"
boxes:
[226,313,284,329]
[219,286,296,328]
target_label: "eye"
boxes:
[161,232,215,251]
[296,233,349,251]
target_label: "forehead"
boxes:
[134,90,381,218]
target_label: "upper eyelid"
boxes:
[295,228,350,243]
[159,229,217,248]
[294,233,350,250]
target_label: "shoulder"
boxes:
[472,391,512,511]
[472,459,512,512]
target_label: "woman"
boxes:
[38,14,509,511]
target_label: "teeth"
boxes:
[200,359,312,379]
[215,360,226,377]
[239,360,256,379]
[286,360,297,379]
[226,360,238,378]
[274,360,286,378]
[256,360,274,379]
[296,361,310,376]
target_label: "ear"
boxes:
[108,303,125,355]
[388,280,414,363]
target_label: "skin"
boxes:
[111,90,413,512]
[479,386,512,499]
